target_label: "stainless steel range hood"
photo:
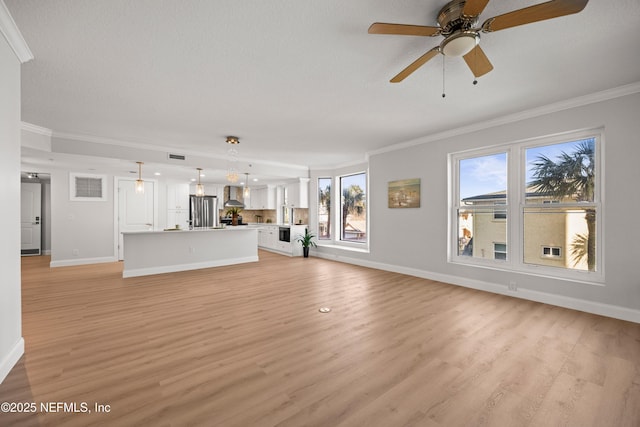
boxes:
[223,186,245,208]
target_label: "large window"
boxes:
[457,152,508,260]
[523,138,597,272]
[340,172,367,243]
[451,130,602,282]
[318,178,331,240]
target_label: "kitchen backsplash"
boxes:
[220,209,309,225]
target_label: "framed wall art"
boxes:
[388,178,420,208]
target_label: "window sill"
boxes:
[317,243,369,254]
[449,258,605,286]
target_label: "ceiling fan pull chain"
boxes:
[473,46,478,85]
[442,55,446,98]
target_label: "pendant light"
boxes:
[243,172,250,198]
[135,162,144,194]
[195,168,205,197]
[226,136,240,183]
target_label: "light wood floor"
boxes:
[1,252,639,426]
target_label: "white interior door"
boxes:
[21,182,42,256]
[118,179,154,260]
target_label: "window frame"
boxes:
[449,128,604,284]
[317,177,332,240]
[339,171,368,245]
[451,146,510,266]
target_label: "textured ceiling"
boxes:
[7,0,640,181]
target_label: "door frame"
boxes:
[21,181,42,256]
[113,176,159,261]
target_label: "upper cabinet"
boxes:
[248,185,276,210]
[167,183,190,210]
[284,178,310,209]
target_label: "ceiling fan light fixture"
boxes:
[440,31,478,57]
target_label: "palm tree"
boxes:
[529,140,595,270]
[342,185,365,240]
[319,184,331,238]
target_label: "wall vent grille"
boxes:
[69,173,107,201]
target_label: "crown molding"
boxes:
[368,81,640,158]
[310,155,369,172]
[0,1,33,63]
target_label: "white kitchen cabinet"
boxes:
[167,209,189,229]
[258,225,306,256]
[167,183,190,210]
[167,183,190,229]
[284,179,309,208]
[245,185,276,210]
[258,225,278,248]
[245,190,256,210]
[263,185,276,209]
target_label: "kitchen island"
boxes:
[122,227,258,278]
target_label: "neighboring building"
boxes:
[460,189,589,271]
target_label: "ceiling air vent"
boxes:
[167,153,186,161]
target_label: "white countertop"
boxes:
[122,226,256,235]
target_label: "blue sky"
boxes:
[459,153,507,199]
[459,138,595,199]
[341,173,366,192]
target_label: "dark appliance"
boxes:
[189,195,219,228]
[278,226,291,242]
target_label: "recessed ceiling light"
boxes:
[154,172,161,176]
[252,178,259,182]
[190,178,196,182]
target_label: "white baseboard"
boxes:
[50,256,118,268]
[314,253,640,324]
[122,256,259,278]
[258,247,294,257]
[0,337,24,384]
[42,249,51,255]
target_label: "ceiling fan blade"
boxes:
[463,0,491,17]
[463,45,494,77]
[482,0,588,32]
[368,23,441,37]
[390,47,440,83]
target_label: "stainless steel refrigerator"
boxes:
[189,195,219,228]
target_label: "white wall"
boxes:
[0,28,24,383]
[48,171,173,266]
[312,90,640,322]
[50,170,117,265]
